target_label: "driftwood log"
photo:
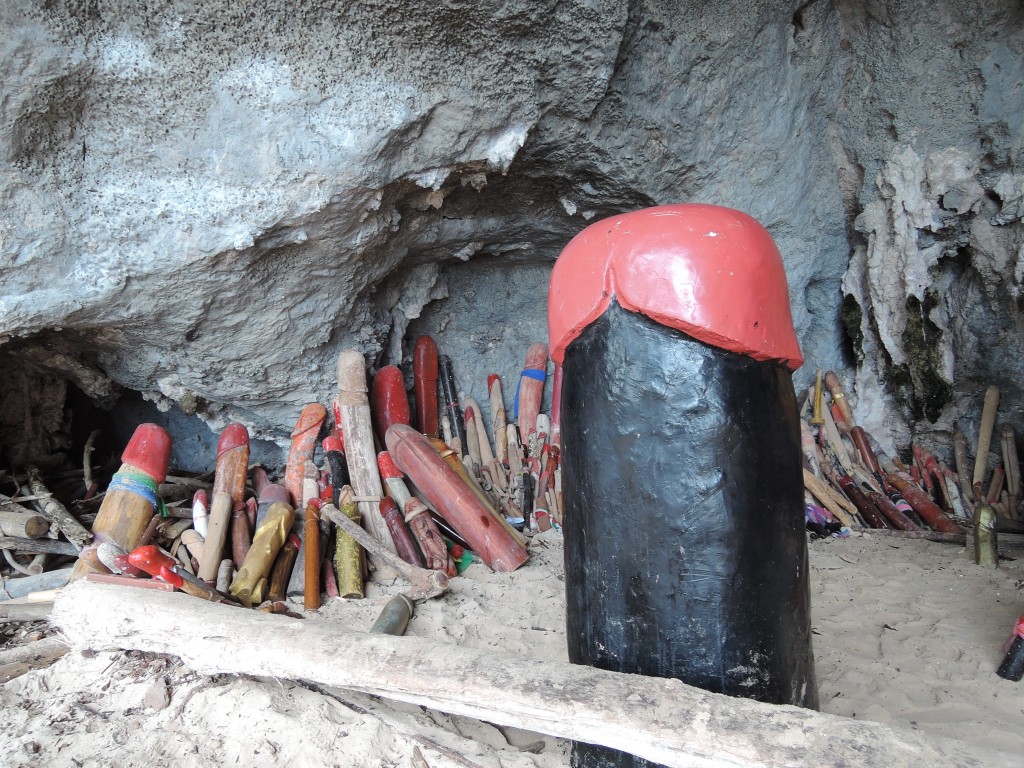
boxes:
[53,582,1012,768]
[0,536,80,556]
[25,469,92,548]
[0,637,69,683]
[0,508,50,539]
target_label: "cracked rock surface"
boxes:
[1,0,1022,466]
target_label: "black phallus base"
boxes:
[561,302,817,768]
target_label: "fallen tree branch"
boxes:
[0,536,80,556]
[25,468,91,548]
[0,637,70,683]
[52,581,1013,768]
[0,507,50,539]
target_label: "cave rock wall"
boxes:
[1,0,1022,466]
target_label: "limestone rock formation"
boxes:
[0,0,1021,467]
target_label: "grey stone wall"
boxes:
[1,0,1021,467]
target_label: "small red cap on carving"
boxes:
[414,336,439,378]
[217,423,249,455]
[121,423,172,483]
[377,451,403,480]
[548,204,803,369]
[380,496,400,517]
[322,436,344,454]
[371,365,411,438]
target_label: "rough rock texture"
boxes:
[833,1,1024,452]
[0,0,1022,467]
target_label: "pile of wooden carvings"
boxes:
[0,339,560,625]
[801,371,1021,555]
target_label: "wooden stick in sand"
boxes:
[987,464,1006,505]
[515,343,548,449]
[285,404,327,508]
[973,385,1000,497]
[488,374,508,464]
[336,349,397,556]
[953,430,973,503]
[304,499,322,610]
[438,355,465,455]
[823,370,854,431]
[198,424,250,584]
[1001,425,1020,518]
[333,486,366,599]
[413,335,440,438]
[820,403,855,474]
[809,369,825,426]
[371,365,411,444]
[463,401,483,477]
[464,397,503,492]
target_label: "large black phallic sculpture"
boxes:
[549,204,817,768]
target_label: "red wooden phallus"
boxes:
[547,203,803,369]
[371,365,411,441]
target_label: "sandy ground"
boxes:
[2,529,1022,766]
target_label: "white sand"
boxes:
[2,528,1022,766]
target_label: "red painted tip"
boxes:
[373,365,404,386]
[487,374,501,389]
[547,204,803,369]
[192,488,208,508]
[258,483,290,505]
[320,485,333,501]
[413,336,439,378]
[287,533,301,549]
[306,497,322,511]
[121,423,172,483]
[379,496,400,517]
[332,400,343,431]
[377,450,403,480]
[217,423,249,455]
[126,544,174,575]
[371,365,411,437]
[450,545,465,559]
[322,436,344,454]
[524,343,549,369]
[291,403,327,437]
[464,406,476,424]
